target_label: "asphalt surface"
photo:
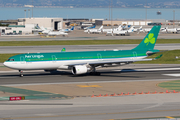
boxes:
[1,65,180,120]
[1,66,180,85]
[0,29,180,120]
[0,44,180,53]
[1,31,180,41]
[1,94,180,120]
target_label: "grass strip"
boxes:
[158,80,180,91]
[0,54,18,63]
[1,50,180,64]
[135,50,180,64]
[0,39,180,46]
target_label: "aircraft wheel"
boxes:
[89,72,101,76]
[19,70,23,77]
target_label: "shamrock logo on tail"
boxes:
[144,33,155,46]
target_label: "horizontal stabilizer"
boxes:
[154,54,163,60]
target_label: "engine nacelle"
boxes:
[72,65,88,75]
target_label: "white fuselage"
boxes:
[48,31,68,36]
[84,26,103,33]
[3,56,146,71]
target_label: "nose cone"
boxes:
[3,62,14,69]
[3,62,8,67]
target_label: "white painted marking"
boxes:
[3,78,180,87]
[36,114,55,116]
[163,74,180,77]
[114,68,180,72]
[0,77,18,79]
[0,70,44,73]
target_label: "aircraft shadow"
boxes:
[0,69,148,78]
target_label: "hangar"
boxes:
[18,18,63,30]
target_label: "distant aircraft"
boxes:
[4,26,161,77]
[84,25,103,34]
[60,26,74,33]
[41,26,51,34]
[162,27,179,34]
[113,26,135,36]
[122,25,131,30]
[103,25,123,34]
[48,31,68,36]
[84,25,96,30]
[142,28,152,33]
[134,26,142,32]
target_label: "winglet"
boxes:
[61,48,66,52]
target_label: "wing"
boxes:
[66,58,152,67]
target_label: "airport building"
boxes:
[0,17,64,35]
[18,18,63,30]
[102,20,153,26]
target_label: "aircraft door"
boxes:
[133,52,137,58]
[20,56,26,64]
[52,55,57,63]
[97,53,102,61]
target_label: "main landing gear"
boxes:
[89,72,101,76]
[89,67,101,76]
[19,70,23,77]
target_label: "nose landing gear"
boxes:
[19,70,23,77]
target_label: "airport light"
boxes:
[32,0,33,18]
[173,10,175,28]
[28,9,30,18]
[109,0,110,20]
[111,0,113,28]
[145,0,147,20]
[24,10,26,18]
[24,5,34,18]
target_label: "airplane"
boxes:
[84,25,103,34]
[161,27,179,34]
[48,30,68,36]
[3,26,161,77]
[41,26,51,34]
[136,27,153,33]
[106,25,123,36]
[103,25,122,33]
[60,26,74,33]
[113,26,135,36]
[133,26,142,32]
[84,25,96,30]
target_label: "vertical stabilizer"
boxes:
[71,26,74,31]
[132,26,161,51]
[98,25,103,30]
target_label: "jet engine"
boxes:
[72,65,88,75]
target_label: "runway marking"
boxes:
[166,116,175,119]
[1,109,180,120]
[77,85,102,88]
[163,74,180,77]
[0,77,18,79]
[3,78,180,87]
[114,67,180,72]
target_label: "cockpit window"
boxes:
[7,59,14,61]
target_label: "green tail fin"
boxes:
[132,26,161,51]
